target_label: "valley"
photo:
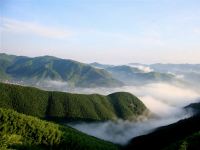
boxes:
[0,53,200,150]
[1,0,200,149]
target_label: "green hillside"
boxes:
[0,53,16,79]
[108,92,148,120]
[0,53,122,87]
[0,82,148,121]
[0,108,119,150]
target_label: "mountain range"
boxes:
[104,65,175,85]
[91,63,178,84]
[1,53,193,90]
[150,63,200,89]
[0,53,122,88]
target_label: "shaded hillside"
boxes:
[0,82,148,121]
[124,114,200,150]
[0,53,122,87]
[185,101,200,114]
[0,108,119,150]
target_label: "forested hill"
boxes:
[0,82,148,121]
[0,53,122,87]
[0,108,119,150]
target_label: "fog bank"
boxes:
[68,82,200,144]
[69,110,191,144]
[36,80,200,144]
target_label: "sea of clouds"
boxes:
[68,82,200,144]
[36,78,200,144]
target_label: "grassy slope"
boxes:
[0,108,119,150]
[0,53,122,87]
[0,82,147,121]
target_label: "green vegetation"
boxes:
[0,53,16,80]
[0,53,122,87]
[0,82,148,121]
[108,92,148,120]
[163,131,200,150]
[0,108,119,150]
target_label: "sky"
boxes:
[0,0,200,64]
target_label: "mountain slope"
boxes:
[0,82,148,121]
[0,53,16,79]
[0,53,122,87]
[125,114,200,150]
[0,108,119,150]
[185,101,200,114]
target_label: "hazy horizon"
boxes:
[1,0,200,64]
[1,52,200,66]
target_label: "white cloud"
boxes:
[68,82,200,115]
[67,82,199,144]
[0,17,71,39]
[69,112,188,145]
[129,64,154,73]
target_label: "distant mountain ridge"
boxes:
[90,63,176,85]
[2,53,198,89]
[0,53,122,87]
[149,63,200,89]
[150,63,200,73]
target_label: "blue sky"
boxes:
[0,0,200,64]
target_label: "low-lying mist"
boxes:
[69,111,190,145]
[36,80,200,144]
[68,82,200,144]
